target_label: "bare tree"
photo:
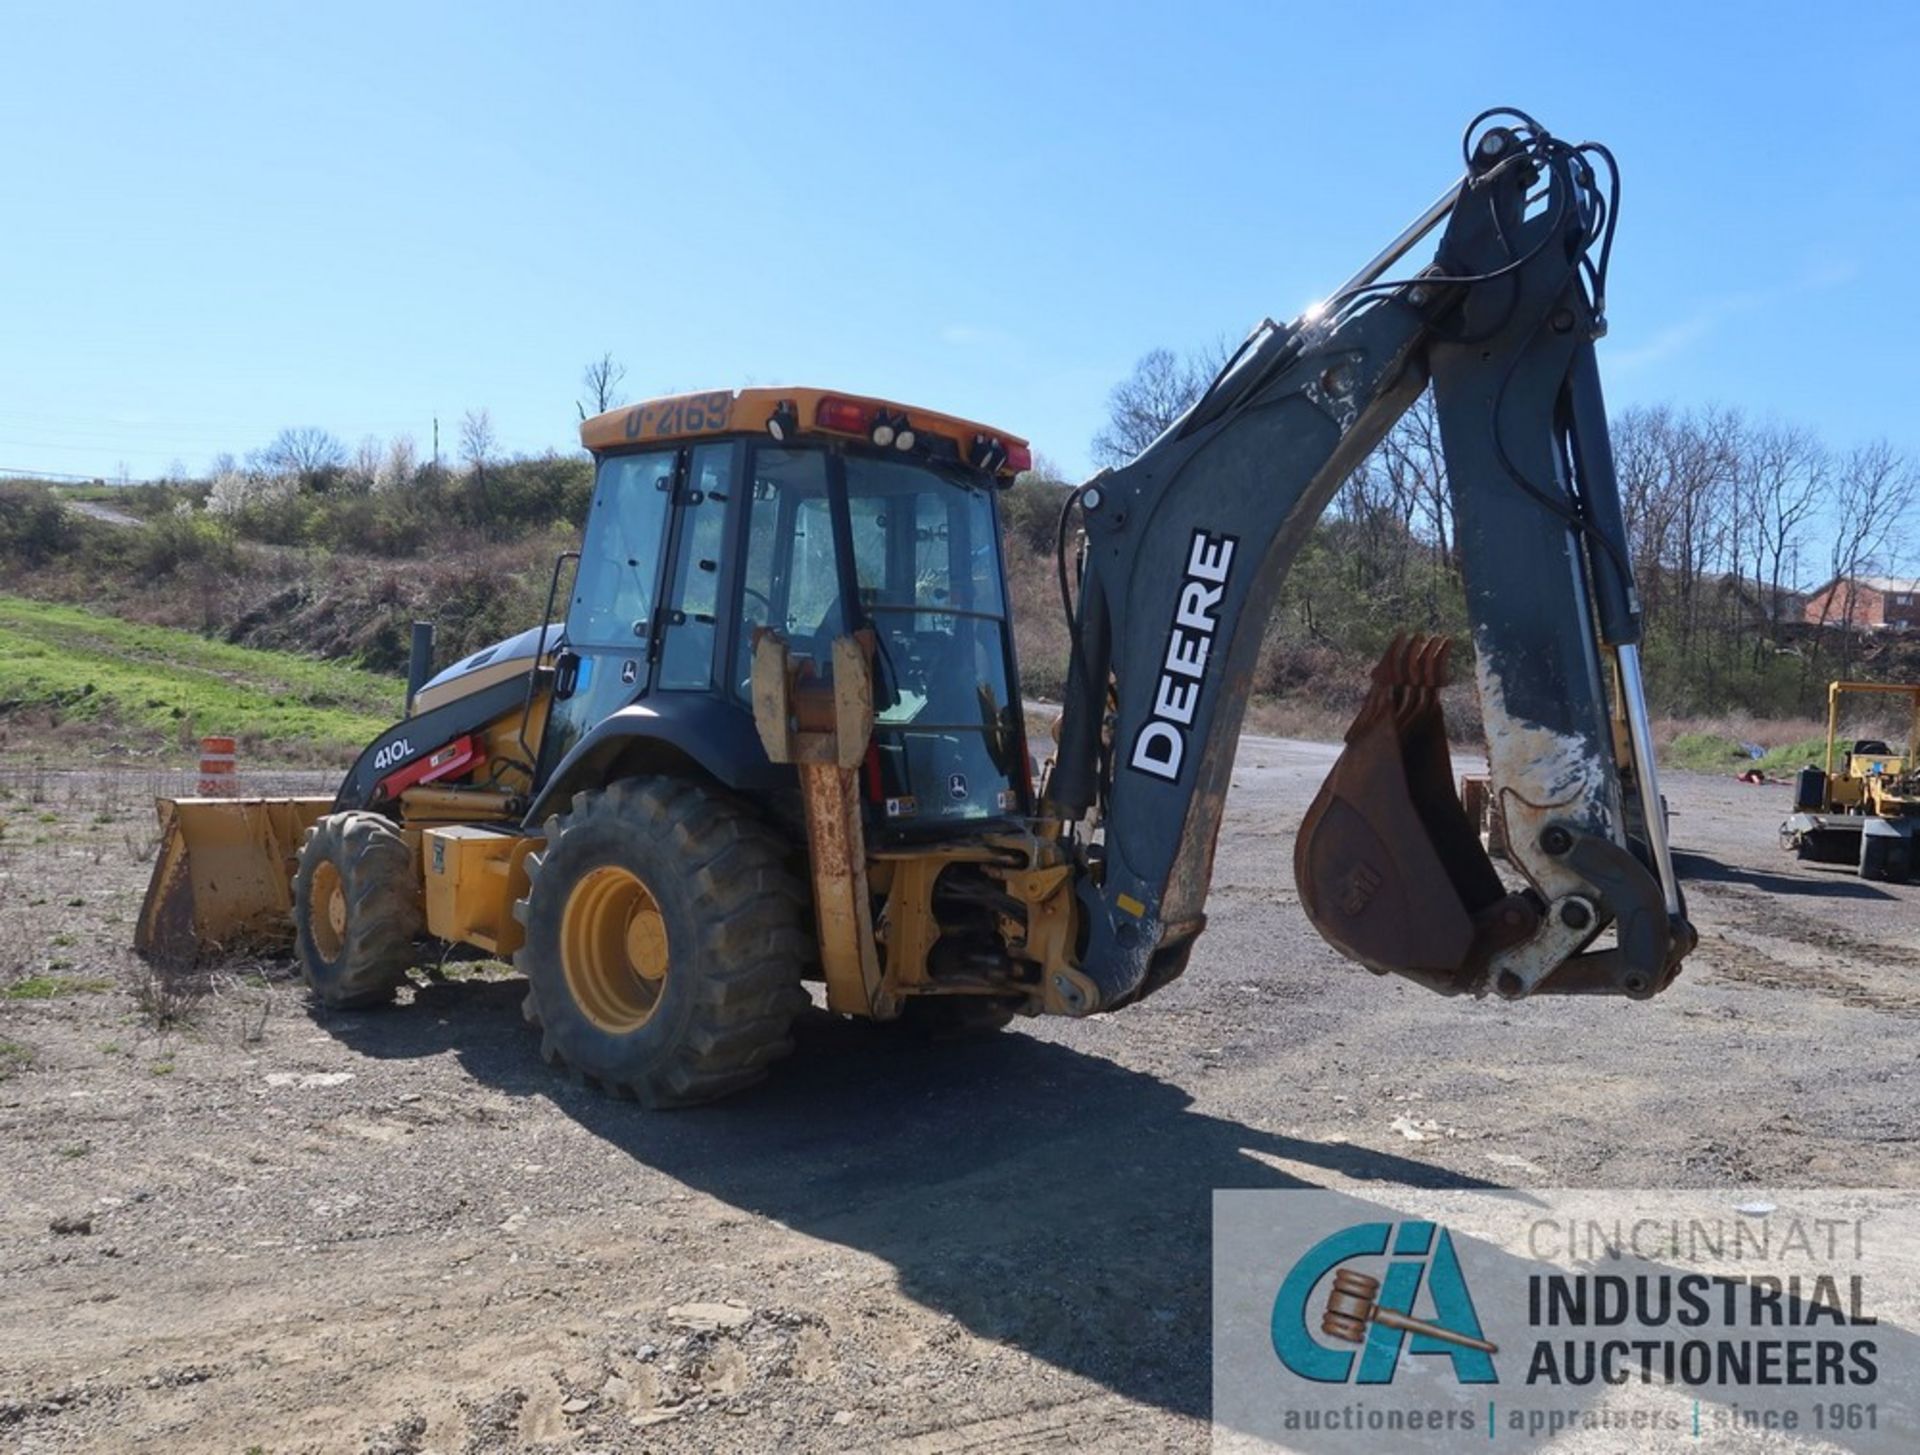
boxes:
[1634,408,1739,668]
[1613,404,1674,596]
[1742,421,1826,634]
[1818,441,1918,674]
[460,409,497,477]
[350,435,383,491]
[582,352,629,416]
[257,426,347,482]
[1090,342,1231,467]
[1395,395,1451,562]
[460,408,499,532]
[380,434,419,491]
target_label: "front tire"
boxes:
[293,811,422,1008]
[515,778,809,1106]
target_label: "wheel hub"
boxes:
[311,860,347,959]
[560,865,670,1032]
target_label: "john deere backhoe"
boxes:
[137,108,1696,1104]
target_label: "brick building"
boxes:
[1802,576,1920,632]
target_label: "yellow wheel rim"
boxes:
[560,865,670,1032]
[312,860,347,960]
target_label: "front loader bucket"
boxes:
[134,798,333,964]
[1294,636,1537,993]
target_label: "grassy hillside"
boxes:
[5,472,1910,765]
[0,595,402,756]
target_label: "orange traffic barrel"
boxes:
[198,735,238,796]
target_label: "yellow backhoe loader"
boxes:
[137,108,1696,1104]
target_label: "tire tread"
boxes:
[514,778,808,1106]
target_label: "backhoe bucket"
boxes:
[134,798,333,965]
[1294,636,1536,993]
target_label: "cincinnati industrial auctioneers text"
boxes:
[1520,1210,1880,1388]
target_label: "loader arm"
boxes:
[1046,109,1694,1012]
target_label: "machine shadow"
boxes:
[329,980,1495,1420]
[329,982,1920,1446]
[1673,849,1895,900]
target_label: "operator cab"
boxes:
[544,387,1035,837]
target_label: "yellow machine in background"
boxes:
[1780,681,1920,882]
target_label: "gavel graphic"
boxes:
[1320,1269,1498,1353]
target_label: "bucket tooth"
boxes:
[1295,634,1533,991]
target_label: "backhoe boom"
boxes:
[1046,109,1694,1012]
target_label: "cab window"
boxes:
[841,455,1012,731]
[843,454,1004,617]
[732,447,837,695]
[568,451,674,648]
[842,454,1020,824]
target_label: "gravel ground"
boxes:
[0,746,1915,1453]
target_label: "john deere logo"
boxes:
[1272,1221,1497,1385]
[1339,861,1383,917]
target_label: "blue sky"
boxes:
[3,2,1916,508]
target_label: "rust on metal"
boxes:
[1295,634,1535,991]
[798,761,888,1014]
[749,628,889,1014]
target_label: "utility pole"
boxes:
[432,416,440,472]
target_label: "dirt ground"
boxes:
[0,745,1916,1454]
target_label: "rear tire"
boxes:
[293,811,421,1008]
[515,778,810,1106]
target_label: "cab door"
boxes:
[654,441,739,695]
[537,448,678,779]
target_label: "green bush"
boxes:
[475,454,594,532]
[135,510,235,578]
[201,453,594,554]
[0,483,79,566]
[307,492,434,557]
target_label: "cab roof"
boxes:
[579,386,1030,479]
